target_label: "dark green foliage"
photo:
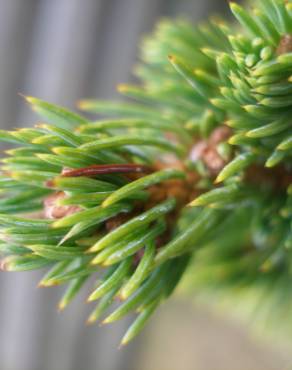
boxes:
[0,0,292,345]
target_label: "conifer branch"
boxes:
[0,0,292,345]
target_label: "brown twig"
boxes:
[61,164,153,178]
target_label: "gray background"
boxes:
[0,1,291,370]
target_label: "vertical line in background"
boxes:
[160,0,229,19]
[0,3,42,370]
[0,0,38,130]
[89,0,167,100]
[17,0,104,126]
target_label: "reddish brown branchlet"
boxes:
[43,191,81,219]
[189,126,232,175]
[276,34,292,55]
[61,164,152,178]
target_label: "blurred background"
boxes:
[0,1,291,369]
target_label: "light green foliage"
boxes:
[0,0,292,345]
